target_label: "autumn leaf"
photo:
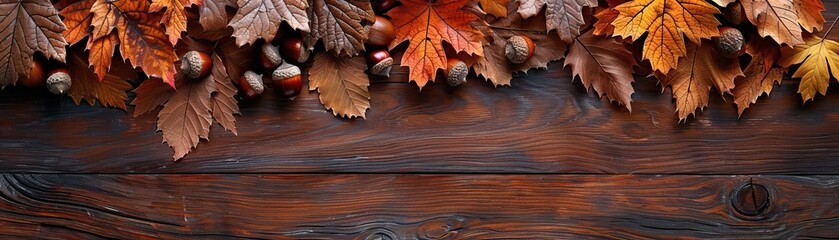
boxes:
[150,0,203,45]
[514,0,596,43]
[67,45,136,110]
[304,0,374,56]
[480,0,507,17]
[177,37,244,133]
[62,0,178,87]
[778,35,839,103]
[610,0,720,74]
[740,0,825,46]
[657,42,742,121]
[199,0,235,33]
[157,73,216,160]
[733,37,785,116]
[565,31,636,111]
[389,0,484,88]
[593,0,626,36]
[228,0,309,46]
[308,52,370,118]
[61,0,95,45]
[0,0,67,87]
[132,78,175,117]
[468,1,565,86]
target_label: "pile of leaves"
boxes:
[0,0,836,160]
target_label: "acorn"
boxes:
[19,59,45,87]
[259,43,283,71]
[367,16,395,46]
[239,71,265,98]
[713,27,744,58]
[181,51,213,79]
[280,36,311,63]
[272,62,302,98]
[46,68,71,95]
[373,0,397,13]
[367,49,393,77]
[504,35,535,64]
[724,2,746,25]
[445,58,467,87]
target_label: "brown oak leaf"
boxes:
[610,0,721,74]
[740,0,825,46]
[657,42,743,121]
[514,0,596,43]
[150,0,203,45]
[228,0,309,46]
[468,1,565,86]
[199,0,235,34]
[304,0,374,56]
[0,0,67,87]
[733,36,785,116]
[388,0,485,88]
[67,44,136,110]
[565,31,636,111]
[309,52,370,118]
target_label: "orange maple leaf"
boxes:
[388,0,484,88]
[150,0,203,46]
[610,0,720,74]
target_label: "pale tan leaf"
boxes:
[515,0,596,43]
[308,52,370,118]
[228,0,309,46]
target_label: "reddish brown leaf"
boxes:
[565,31,636,111]
[132,79,176,117]
[515,0,596,43]
[199,0,235,34]
[60,0,96,45]
[228,0,309,46]
[308,52,370,118]
[67,45,136,110]
[87,32,118,81]
[592,0,627,36]
[388,0,485,88]
[304,0,374,56]
[210,54,240,134]
[0,0,67,87]
[150,0,203,45]
[733,37,785,116]
[157,74,216,160]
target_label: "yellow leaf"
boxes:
[779,36,839,102]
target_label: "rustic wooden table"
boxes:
[2,5,839,238]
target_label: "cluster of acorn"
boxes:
[714,2,747,58]
[18,59,72,95]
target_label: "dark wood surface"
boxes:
[1,4,839,238]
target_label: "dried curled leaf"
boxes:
[657,42,742,121]
[778,35,839,102]
[67,45,136,110]
[150,0,203,45]
[389,0,484,88]
[468,1,565,86]
[565,31,636,111]
[228,0,309,46]
[309,52,370,118]
[740,0,825,46]
[0,0,67,87]
[304,0,374,56]
[733,37,785,116]
[515,0,596,43]
[610,0,720,74]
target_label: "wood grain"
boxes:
[0,10,838,174]
[1,174,838,239]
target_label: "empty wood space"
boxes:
[1,5,838,239]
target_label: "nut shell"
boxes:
[46,69,71,95]
[367,16,395,46]
[20,59,45,87]
[446,59,467,87]
[367,49,393,77]
[272,63,303,98]
[181,51,213,79]
[239,71,265,98]
[714,27,744,58]
[724,2,746,25]
[281,37,311,63]
[505,35,535,64]
[260,43,283,70]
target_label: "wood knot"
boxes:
[732,181,770,217]
[363,230,396,240]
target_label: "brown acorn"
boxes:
[367,16,395,46]
[367,49,393,77]
[445,58,468,87]
[19,59,45,87]
[724,2,746,25]
[373,0,397,13]
[505,35,535,64]
[272,62,302,98]
[46,68,71,95]
[714,27,744,58]
[280,36,311,63]
[181,51,213,79]
[259,43,284,71]
[239,71,265,98]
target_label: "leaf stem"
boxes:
[488,26,546,35]
[821,15,839,43]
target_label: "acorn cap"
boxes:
[446,59,468,87]
[714,27,744,58]
[261,44,283,66]
[243,71,265,95]
[181,51,212,79]
[46,70,71,95]
[272,62,301,81]
[505,35,534,64]
[370,57,393,77]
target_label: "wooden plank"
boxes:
[1,10,839,174]
[0,174,837,239]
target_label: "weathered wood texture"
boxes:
[3,15,839,174]
[1,174,838,239]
